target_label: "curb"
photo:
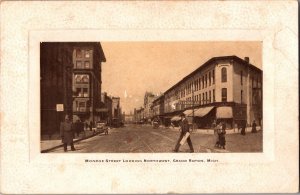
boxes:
[41,132,100,153]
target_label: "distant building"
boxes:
[143,92,156,122]
[112,97,120,119]
[135,107,145,123]
[99,92,113,125]
[124,112,134,123]
[151,94,165,122]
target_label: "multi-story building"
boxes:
[151,94,165,122]
[40,42,106,136]
[135,107,145,123]
[40,43,74,136]
[99,92,113,125]
[112,97,122,120]
[162,55,262,128]
[143,92,156,122]
[72,42,106,123]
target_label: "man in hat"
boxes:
[60,114,76,152]
[173,113,194,153]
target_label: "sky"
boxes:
[100,42,262,114]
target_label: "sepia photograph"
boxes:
[1,1,298,194]
[40,42,263,153]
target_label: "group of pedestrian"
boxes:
[238,120,257,135]
[60,114,99,152]
[171,114,260,152]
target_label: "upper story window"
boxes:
[205,74,207,88]
[75,61,83,69]
[84,61,90,69]
[76,49,82,58]
[85,50,90,58]
[222,88,227,102]
[241,90,243,103]
[212,70,215,84]
[213,89,215,102]
[199,78,201,90]
[209,72,211,86]
[221,67,227,83]
[241,71,243,85]
[75,74,90,84]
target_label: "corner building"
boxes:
[162,56,262,128]
[72,42,106,123]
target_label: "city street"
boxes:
[48,124,262,153]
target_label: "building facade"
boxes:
[135,107,145,123]
[143,92,156,122]
[40,43,74,135]
[112,97,121,119]
[162,56,262,128]
[40,42,106,136]
[99,92,113,125]
[72,42,106,124]
[151,94,165,122]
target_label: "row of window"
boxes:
[74,74,89,84]
[74,87,89,97]
[75,61,91,69]
[165,88,229,112]
[75,49,91,59]
[177,69,217,99]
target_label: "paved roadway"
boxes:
[49,124,220,153]
[49,124,262,153]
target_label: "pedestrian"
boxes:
[251,120,257,133]
[214,122,221,147]
[217,122,226,149]
[241,120,246,135]
[212,119,217,134]
[60,114,76,152]
[90,121,94,134]
[74,119,80,137]
[173,113,194,153]
[79,120,85,137]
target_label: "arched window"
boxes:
[221,67,227,82]
[75,75,82,83]
[82,75,89,83]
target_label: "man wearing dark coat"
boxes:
[173,113,194,153]
[60,114,76,152]
[241,120,246,135]
[251,120,257,133]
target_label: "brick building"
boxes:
[160,56,262,128]
[40,42,106,136]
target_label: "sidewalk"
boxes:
[41,129,99,152]
[158,125,262,134]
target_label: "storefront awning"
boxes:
[194,106,214,117]
[216,106,233,119]
[171,115,181,122]
[183,109,194,116]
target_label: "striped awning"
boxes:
[216,106,233,119]
[194,106,214,117]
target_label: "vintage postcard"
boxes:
[0,1,298,194]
